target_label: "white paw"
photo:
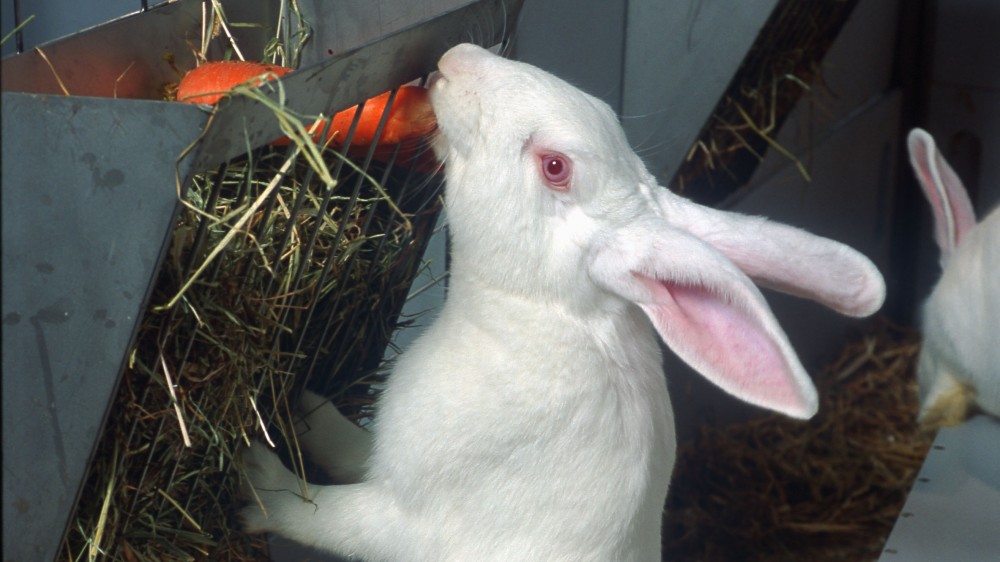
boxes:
[239,443,309,534]
[241,442,299,492]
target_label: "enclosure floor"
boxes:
[879,415,1000,561]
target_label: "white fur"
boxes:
[241,44,886,560]
[294,389,372,483]
[907,128,1000,424]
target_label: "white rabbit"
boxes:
[240,43,885,561]
[906,128,1000,428]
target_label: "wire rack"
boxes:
[1,0,523,559]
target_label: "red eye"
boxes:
[540,152,572,190]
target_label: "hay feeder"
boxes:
[1,1,522,560]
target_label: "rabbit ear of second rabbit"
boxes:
[907,128,978,262]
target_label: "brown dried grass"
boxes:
[60,138,439,562]
[664,320,933,561]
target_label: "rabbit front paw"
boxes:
[239,442,312,534]
[919,381,976,431]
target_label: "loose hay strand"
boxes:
[158,351,193,448]
[89,444,117,562]
[155,488,203,533]
[209,0,246,62]
[35,46,71,96]
[248,392,276,448]
[0,13,35,46]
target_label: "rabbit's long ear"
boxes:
[588,217,819,419]
[907,128,977,260]
[654,190,886,318]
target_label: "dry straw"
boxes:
[664,320,934,562]
[61,56,441,562]
[61,3,443,556]
[673,0,861,197]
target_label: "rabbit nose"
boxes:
[437,43,493,77]
[427,71,444,90]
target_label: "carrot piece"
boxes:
[175,61,438,168]
[175,61,292,105]
[324,86,437,146]
[273,86,436,154]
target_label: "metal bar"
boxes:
[13,0,24,53]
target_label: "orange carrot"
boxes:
[175,61,438,169]
[175,61,293,105]
[272,86,436,152]
[322,87,437,146]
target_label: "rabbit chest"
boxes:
[369,288,675,559]
[920,208,1000,412]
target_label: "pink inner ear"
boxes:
[909,130,977,255]
[636,274,813,417]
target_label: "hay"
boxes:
[52,3,444,558]
[672,0,861,203]
[663,320,933,561]
[60,110,441,560]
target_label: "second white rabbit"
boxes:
[907,128,1000,428]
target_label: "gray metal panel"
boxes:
[0,0,136,58]
[510,0,781,187]
[513,0,627,112]
[621,0,781,183]
[1,92,207,561]
[879,415,1000,561]
[0,0,278,100]
[296,0,475,66]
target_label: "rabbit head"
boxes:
[431,44,651,304]
[430,43,886,419]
